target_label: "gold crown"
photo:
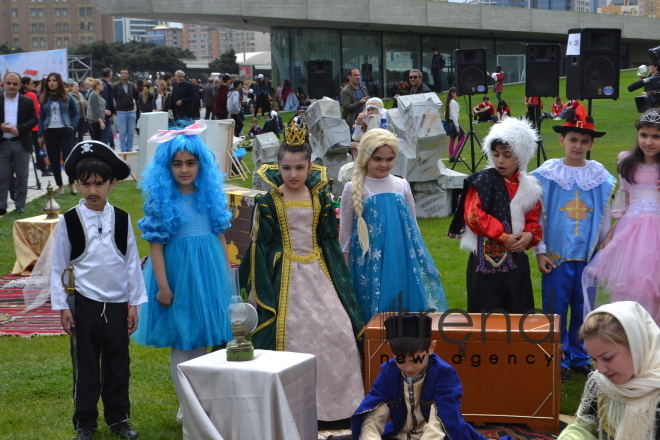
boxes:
[284,122,307,147]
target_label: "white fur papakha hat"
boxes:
[481,117,538,171]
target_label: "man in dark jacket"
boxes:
[408,69,433,94]
[100,67,116,147]
[431,48,446,93]
[340,68,369,127]
[214,74,231,120]
[170,70,197,121]
[203,78,217,120]
[112,68,136,152]
[0,72,38,215]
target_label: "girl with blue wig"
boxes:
[132,120,233,421]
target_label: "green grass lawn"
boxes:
[0,71,643,438]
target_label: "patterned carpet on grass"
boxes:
[0,273,64,337]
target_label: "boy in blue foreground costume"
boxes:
[531,107,615,383]
[351,314,511,440]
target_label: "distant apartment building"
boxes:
[114,17,166,43]
[146,25,183,48]
[182,24,269,60]
[2,0,113,51]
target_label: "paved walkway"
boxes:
[3,134,139,214]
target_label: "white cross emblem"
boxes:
[81,143,94,153]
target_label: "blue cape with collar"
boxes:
[351,353,496,440]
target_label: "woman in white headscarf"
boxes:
[558,301,660,439]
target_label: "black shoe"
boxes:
[561,367,570,383]
[109,421,138,439]
[42,171,54,177]
[449,156,456,163]
[76,429,96,440]
[571,364,594,377]
[0,209,6,216]
[16,207,25,214]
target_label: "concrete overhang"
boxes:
[92,0,659,44]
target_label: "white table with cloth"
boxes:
[177,349,318,440]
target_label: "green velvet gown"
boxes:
[239,163,365,421]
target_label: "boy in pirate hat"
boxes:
[448,117,543,314]
[351,314,505,440]
[50,140,147,440]
[531,105,615,383]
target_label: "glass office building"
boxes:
[272,28,630,99]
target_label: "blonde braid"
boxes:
[351,165,369,256]
[350,128,400,257]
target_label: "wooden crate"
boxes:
[364,312,561,434]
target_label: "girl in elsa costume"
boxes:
[339,128,447,324]
[132,120,233,420]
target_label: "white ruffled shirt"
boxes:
[533,159,612,255]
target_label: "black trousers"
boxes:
[204,106,215,120]
[75,118,86,144]
[466,251,534,314]
[31,131,46,172]
[231,114,244,137]
[254,95,270,116]
[71,294,130,430]
[89,122,103,141]
[43,127,75,186]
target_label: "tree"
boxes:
[209,49,239,74]
[68,41,195,79]
[0,44,24,55]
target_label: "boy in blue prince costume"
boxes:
[351,314,511,440]
[531,107,615,382]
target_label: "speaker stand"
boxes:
[586,98,593,160]
[532,108,548,167]
[452,95,485,173]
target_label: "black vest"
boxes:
[63,206,129,261]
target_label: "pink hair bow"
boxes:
[147,120,207,143]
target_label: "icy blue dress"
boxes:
[133,193,232,351]
[343,177,447,324]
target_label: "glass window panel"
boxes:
[342,30,382,98]
[421,35,458,93]
[271,28,290,90]
[55,8,61,16]
[56,22,62,32]
[64,37,69,47]
[495,40,527,83]
[32,24,37,32]
[13,38,20,47]
[63,22,69,31]
[13,24,19,33]
[33,39,39,47]
[290,28,340,98]
[383,33,420,97]
[63,8,68,16]
[39,23,45,32]
[39,8,44,17]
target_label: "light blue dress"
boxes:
[346,177,447,324]
[133,194,232,350]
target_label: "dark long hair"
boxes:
[619,118,660,184]
[40,72,69,104]
[444,87,456,121]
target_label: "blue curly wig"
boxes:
[138,132,232,243]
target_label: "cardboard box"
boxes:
[437,160,469,189]
[413,180,444,194]
[396,92,443,112]
[305,97,342,130]
[414,189,451,218]
[364,313,561,434]
[253,132,281,164]
[309,118,351,156]
[386,109,408,140]
[252,168,273,193]
[406,149,444,182]
[315,153,351,196]
[391,151,409,180]
[223,185,267,264]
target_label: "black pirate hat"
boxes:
[64,140,132,181]
[384,314,432,340]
